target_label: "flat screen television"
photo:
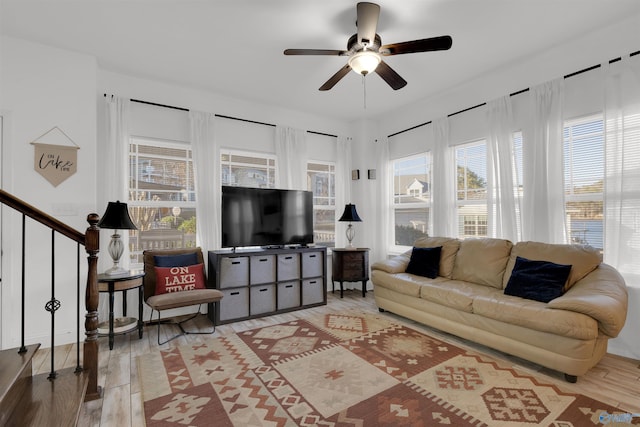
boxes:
[221,186,314,248]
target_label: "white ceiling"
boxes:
[2,0,639,122]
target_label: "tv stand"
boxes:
[208,247,327,325]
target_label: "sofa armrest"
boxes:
[547,263,628,338]
[371,251,411,274]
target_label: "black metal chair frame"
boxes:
[149,302,217,345]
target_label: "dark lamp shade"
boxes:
[97,201,138,230]
[338,204,362,222]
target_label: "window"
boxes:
[392,153,431,247]
[307,161,336,247]
[221,150,276,188]
[456,141,488,238]
[564,115,604,250]
[128,137,197,266]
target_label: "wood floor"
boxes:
[37,290,638,425]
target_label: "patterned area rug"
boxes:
[139,311,638,426]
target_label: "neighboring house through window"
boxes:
[128,137,196,267]
[392,153,431,249]
[456,141,488,238]
[221,150,276,188]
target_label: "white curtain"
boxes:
[98,95,131,317]
[102,95,130,208]
[522,78,567,243]
[101,95,131,271]
[431,117,457,237]
[373,138,392,263]
[604,56,640,276]
[335,136,352,248]
[190,111,220,252]
[486,96,520,241]
[275,126,308,190]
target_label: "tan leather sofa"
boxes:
[371,237,628,382]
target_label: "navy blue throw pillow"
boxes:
[504,256,572,303]
[405,246,442,279]
[154,252,199,268]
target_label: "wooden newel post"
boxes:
[83,213,101,401]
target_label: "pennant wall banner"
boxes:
[30,127,79,187]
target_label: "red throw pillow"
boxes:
[154,263,206,295]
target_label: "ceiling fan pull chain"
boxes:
[362,74,367,109]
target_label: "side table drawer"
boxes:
[342,252,364,264]
[341,268,365,281]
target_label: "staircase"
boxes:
[0,346,89,426]
[0,190,101,426]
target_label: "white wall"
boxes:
[100,70,351,138]
[378,13,640,137]
[0,36,97,348]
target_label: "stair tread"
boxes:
[5,367,89,427]
[0,344,40,403]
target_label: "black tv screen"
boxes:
[221,186,314,248]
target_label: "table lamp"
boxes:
[338,203,362,248]
[98,201,138,275]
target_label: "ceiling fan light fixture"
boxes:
[348,50,381,75]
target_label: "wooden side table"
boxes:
[331,248,370,298]
[98,271,145,350]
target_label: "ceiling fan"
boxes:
[284,2,452,91]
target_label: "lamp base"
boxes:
[345,224,356,249]
[104,266,129,276]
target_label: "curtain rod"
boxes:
[102,95,337,138]
[387,49,640,139]
[214,114,337,138]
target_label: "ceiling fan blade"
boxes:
[375,60,407,90]
[284,49,347,56]
[356,2,380,47]
[381,35,452,56]
[319,64,352,91]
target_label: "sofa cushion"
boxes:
[472,289,599,340]
[451,238,513,289]
[371,251,411,274]
[153,252,199,267]
[143,247,205,301]
[154,263,207,295]
[413,236,460,278]
[502,241,602,291]
[547,264,628,338]
[406,246,442,279]
[504,256,572,303]
[419,279,497,313]
[371,270,434,298]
